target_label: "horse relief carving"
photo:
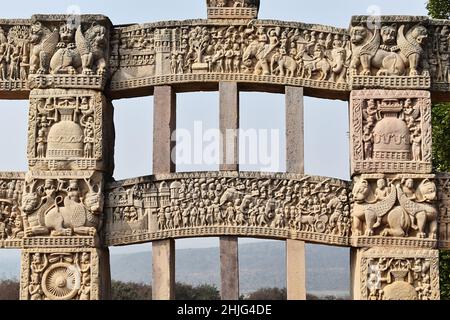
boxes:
[105,173,351,244]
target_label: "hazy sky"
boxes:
[0,0,429,258]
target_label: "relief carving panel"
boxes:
[350,16,430,89]
[104,172,351,246]
[350,90,432,175]
[20,248,105,300]
[0,172,25,248]
[28,89,114,172]
[20,172,104,246]
[28,14,111,90]
[356,247,439,300]
[351,174,438,248]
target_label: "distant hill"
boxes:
[110,241,350,296]
[0,241,350,297]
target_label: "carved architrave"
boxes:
[0,20,31,98]
[436,173,450,249]
[206,0,260,19]
[27,15,111,90]
[0,172,25,248]
[350,90,432,175]
[349,16,430,90]
[21,171,104,243]
[28,89,114,173]
[110,20,351,98]
[104,171,351,246]
[20,247,105,300]
[350,174,438,248]
[355,247,439,300]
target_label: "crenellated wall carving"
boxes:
[104,172,351,246]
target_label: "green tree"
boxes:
[0,279,20,300]
[427,0,450,300]
[175,283,220,300]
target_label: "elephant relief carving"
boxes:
[352,177,437,239]
[21,177,103,237]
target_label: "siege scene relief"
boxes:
[104,173,351,246]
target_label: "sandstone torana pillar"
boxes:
[19,14,114,300]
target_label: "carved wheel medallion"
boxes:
[42,263,81,300]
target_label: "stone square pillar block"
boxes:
[20,247,110,300]
[350,173,438,248]
[351,247,439,300]
[350,90,432,175]
[27,89,114,174]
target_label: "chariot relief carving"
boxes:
[20,172,104,239]
[20,248,103,300]
[27,89,113,172]
[356,248,439,300]
[350,90,432,174]
[104,172,351,246]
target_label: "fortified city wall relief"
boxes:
[104,172,351,246]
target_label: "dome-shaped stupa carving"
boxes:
[373,99,411,161]
[46,109,84,159]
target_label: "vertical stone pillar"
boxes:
[152,86,176,300]
[18,15,114,300]
[285,86,307,300]
[219,82,240,300]
[349,89,440,300]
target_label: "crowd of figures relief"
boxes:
[0,178,24,241]
[106,175,351,238]
[114,22,352,83]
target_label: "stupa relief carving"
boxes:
[104,172,351,246]
[351,90,432,174]
[351,174,438,248]
[20,172,104,238]
[27,89,113,172]
[356,248,439,300]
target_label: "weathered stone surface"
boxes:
[437,173,450,249]
[206,0,260,20]
[104,172,351,246]
[28,15,112,91]
[28,89,115,173]
[350,90,432,175]
[351,247,439,300]
[351,173,438,248]
[20,247,110,300]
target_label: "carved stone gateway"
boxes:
[0,1,448,300]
